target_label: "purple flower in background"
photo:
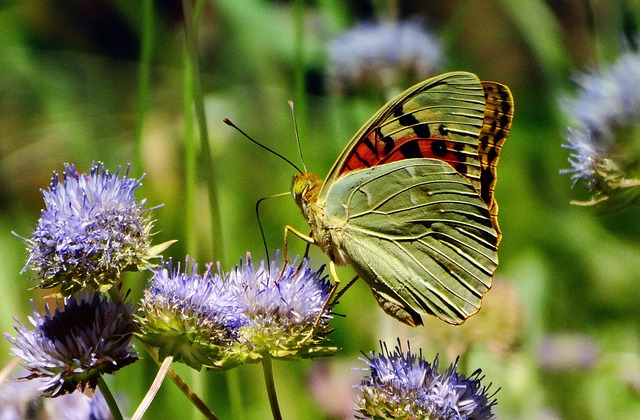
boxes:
[327,20,442,94]
[562,50,640,212]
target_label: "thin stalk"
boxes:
[182,36,197,256]
[131,355,173,420]
[262,356,282,420]
[135,0,155,171]
[292,0,307,139]
[181,0,224,262]
[97,375,123,420]
[141,343,219,419]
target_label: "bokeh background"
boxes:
[1,0,640,418]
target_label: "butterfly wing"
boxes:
[322,158,499,325]
[478,82,514,241]
[320,71,488,200]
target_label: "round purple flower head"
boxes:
[357,340,497,419]
[137,257,249,370]
[19,162,168,295]
[327,20,442,94]
[5,291,138,397]
[233,253,337,360]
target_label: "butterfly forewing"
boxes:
[323,159,498,325]
[322,72,487,199]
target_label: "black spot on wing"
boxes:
[413,123,431,138]
[381,136,394,155]
[399,141,423,159]
[431,139,448,157]
[399,113,419,127]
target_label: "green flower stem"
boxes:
[141,343,219,419]
[227,368,245,420]
[292,0,307,138]
[97,375,123,420]
[135,0,154,170]
[131,355,173,420]
[181,0,224,262]
[262,355,283,420]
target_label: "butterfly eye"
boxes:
[291,175,304,197]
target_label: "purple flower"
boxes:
[137,258,249,370]
[235,253,336,359]
[18,162,169,295]
[0,374,114,419]
[5,291,138,397]
[357,341,497,419]
[562,50,640,211]
[327,20,442,94]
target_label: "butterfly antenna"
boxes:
[288,100,307,173]
[223,118,303,174]
[256,192,290,264]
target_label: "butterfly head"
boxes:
[291,172,322,210]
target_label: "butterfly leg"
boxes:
[279,225,315,281]
[331,273,359,306]
[298,260,341,345]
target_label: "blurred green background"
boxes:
[1,0,640,418]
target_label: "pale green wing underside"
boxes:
[323,158,498,325]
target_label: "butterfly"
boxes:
[290,71,513,326]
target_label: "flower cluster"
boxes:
[5,162,163,411]
[18,162,167,295]
[327,20,442,95]
[5,291,138,397]
[356,341,497,419]
[6,161,501,418]
[137,253,337,370]
[562,49,640,212]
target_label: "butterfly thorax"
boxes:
[292,172,349,264]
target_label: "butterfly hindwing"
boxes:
[323,158,499,325]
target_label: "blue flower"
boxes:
[562,50,640,211]
[5,291,138,397]
[357,341,497,419]
[235,253,337,359]
[18,162,171,295]
[137,257,249,370]
[327,20,442,94]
